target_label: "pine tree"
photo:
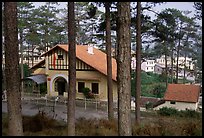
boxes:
[67,2,76,136]
[4,2,23,136]
[105,2,114,121]
[116,2,132,136]
[135,1,142,125]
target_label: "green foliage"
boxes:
[131,71,167,98]
[40,83,47,95]
[145,102,153,110]
[157,107,202,119]
[82,87,95,99]
[178,109,202,118]
[157,107,178,116]
[19,64,31,78]
[151,84,166,98]
[23,64,31,77]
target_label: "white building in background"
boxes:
[155,55,171,66]
[131,57,156,72]
[174,56,195,70]
[141,59,155,72]
[155,55,195,70]
[154,63,165,74]
[131,55,196,82]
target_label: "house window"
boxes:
[147,67,148,70]
[78,82,85,93]
[58,55,63,60]
[92,83,99,94]
[170,101,176,104]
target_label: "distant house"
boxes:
[141,59,155,72]
[154,84,201,111]
[29,44,118,101]
[154,63,165,74]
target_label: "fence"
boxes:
[21,93,116,112]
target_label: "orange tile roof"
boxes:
[164,84,201,103]
[41,44,117,81]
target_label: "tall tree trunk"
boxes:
[20,31,24,95]
[183,36,189,84]
[116,2,132,136]
[105,2,114,121]
[165,47,168,87]
[135,2,141,125]
[176,22,182,84]
[27,45,29,68]
[32,44,34,67]
[165,35,168,87]
[183,51,187,84]
[176,38,181,84]
[170,45,174,83]
[4,2,23,136]
[67,2,76,136]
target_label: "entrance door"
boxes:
[55,77,67,96]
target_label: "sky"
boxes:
[33,2,201,25]
[145,2,200,23]
[34,2,196,15]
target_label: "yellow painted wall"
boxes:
[32,48,118,101]
[45,69,117,101]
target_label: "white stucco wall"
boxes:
[154,101,198,111]
[141,60,155,72]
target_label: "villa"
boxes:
[29,44,118,101]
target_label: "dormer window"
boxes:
[58,55,63,60]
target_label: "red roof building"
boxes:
[154,84,201,111]
[164,84,201,103]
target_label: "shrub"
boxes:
[152,84,166,98]
[23,111,59,132]
[157,107,178,116]
[40,83,47,95]
[179,109,201,118]
[82,87,94,99]
[145,102,153,110]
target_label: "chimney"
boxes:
[87,44,94,55]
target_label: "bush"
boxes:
[23,111,59,132]
[152,84,166,98]
[157,107,178,116]
[40,83,47,95]
[145,102,153,110]
[179,109,202,118]
[82,87,94,99]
